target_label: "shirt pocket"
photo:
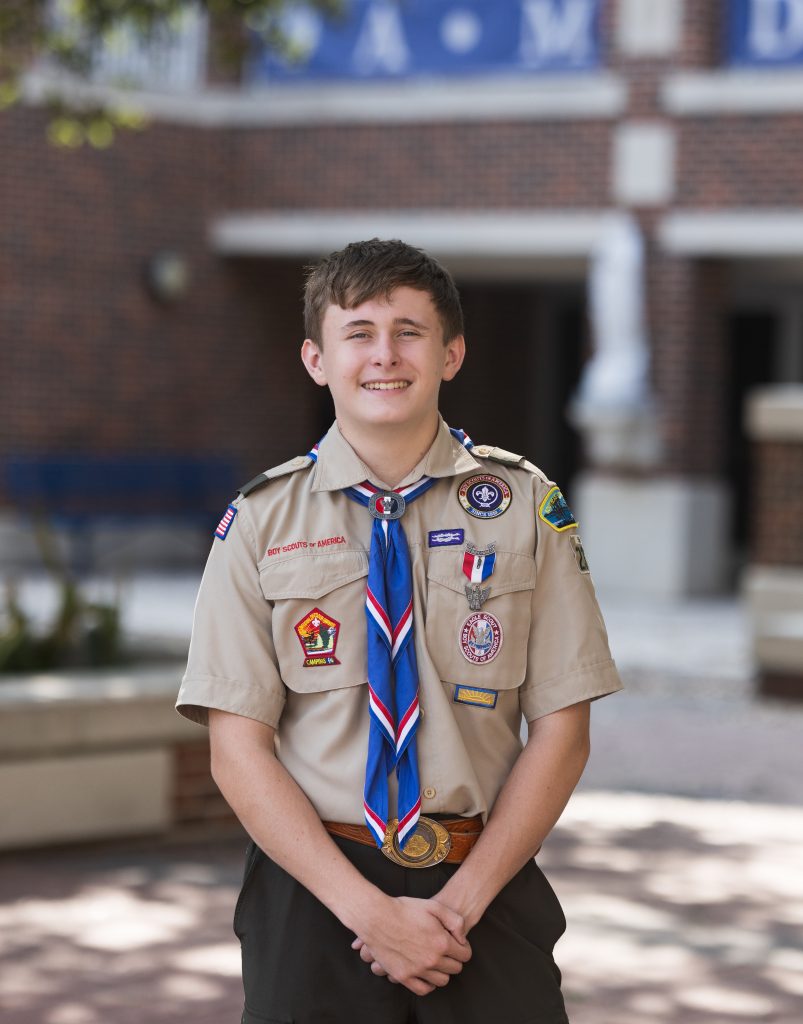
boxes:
[258,549,369,694]
[425,548,536,690]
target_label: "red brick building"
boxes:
[4,0,803,599]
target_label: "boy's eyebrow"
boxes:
[340,317,429,329]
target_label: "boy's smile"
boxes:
[301,286,464,441]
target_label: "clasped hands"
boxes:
[350,894,472,997]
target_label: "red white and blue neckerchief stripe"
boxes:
[344,475,437,849]
[462,549,496,583]
[306,426,475,850]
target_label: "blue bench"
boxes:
[4,455,240,568]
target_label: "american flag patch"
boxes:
[214,504,238,540]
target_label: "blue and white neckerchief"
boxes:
[307,426,474,849]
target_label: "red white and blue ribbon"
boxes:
[462,549,496,583]
[306,426,475,850]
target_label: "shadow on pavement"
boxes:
[2,792,803,1023]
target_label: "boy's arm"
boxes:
[208,708,472,994]
[431,698,590,930]
[355,697,589,974]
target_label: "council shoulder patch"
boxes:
[457,474,512,520]
[214,504,237,540]
[294,607,341,667]
[538,486,577,532]
[453,685,498,709]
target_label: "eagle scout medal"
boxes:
[369,490,406,521]
[214,504,237,540]
[294,607,341,666]
[458,475,511,520]
[462,542,496,582]
[459,612,503,664]
[538,486,577,532]
[464,584,490,611]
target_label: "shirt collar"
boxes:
[310,416,481,493]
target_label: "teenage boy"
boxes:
[176,238,622,1024]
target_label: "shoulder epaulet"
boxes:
[471,444,527,468]
[237,454,313,498]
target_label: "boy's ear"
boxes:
[301,338,328,386]
[442,334,465,382]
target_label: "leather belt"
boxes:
[324,814,483,869]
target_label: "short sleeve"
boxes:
[176,498,286,728]
[519,477,623,721]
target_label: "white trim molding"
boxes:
[21,67,627,126]
[659,211,803,256]
[745,385,803,442]
[663,70,803,115]
[208,209,617,260]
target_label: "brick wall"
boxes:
[233,121,611,211]
[173,737,242,833]
[7,0,803,521]
[1,107,318,507]
[750,441,803,566]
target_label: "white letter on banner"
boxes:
[351,2,411,75]
[519,0,596,67]
[748,0,803,59]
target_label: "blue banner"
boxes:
[728,0,803,66]
[246,0,601,82]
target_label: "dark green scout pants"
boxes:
[233,832,570,1024]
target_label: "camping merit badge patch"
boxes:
[294,607,341,667]
[538,486,577,532]
[458,475,512,520]
[459,612,503,664]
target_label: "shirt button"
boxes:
[423,786,436,800]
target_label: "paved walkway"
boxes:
[2,790,803,1023]
[3,578,803,1022]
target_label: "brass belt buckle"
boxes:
[381,816,451,869]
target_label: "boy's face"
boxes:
[301,286,464,440]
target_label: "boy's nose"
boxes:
[372,334,400,364]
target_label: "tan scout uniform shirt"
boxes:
[176,417,622,824]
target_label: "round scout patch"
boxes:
[459,612,503,664]
[457,475,512,520]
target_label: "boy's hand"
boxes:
[351,896,471,995]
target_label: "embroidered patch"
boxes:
[458,475,512,520]
[571,535,590,573]
[459,612,503,664]
[454,685,498,709]
[294,607,341,667]
[265,536,346,558]
[214,504,237,540]
[428,529,465,547]
[538,486,577,532]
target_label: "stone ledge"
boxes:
[745,386,803,442]
[0,663,200,758]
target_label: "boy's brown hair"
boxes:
[303,238,464,347]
